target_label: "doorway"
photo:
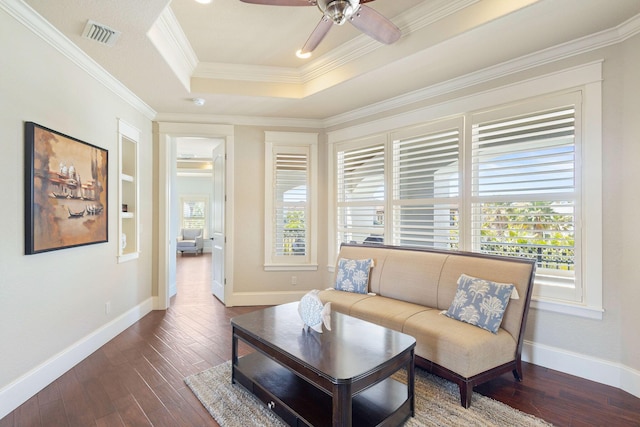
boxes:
[156,123,235,309]
[174,137,218,300]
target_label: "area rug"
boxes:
[185,361,552,426]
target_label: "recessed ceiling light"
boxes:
[296,49,312,59]
[193,98,206,106]
[195,0,212,4]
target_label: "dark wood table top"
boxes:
[231,302,416,382]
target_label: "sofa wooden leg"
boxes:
[459,382,473,408]
[512,360,523,381]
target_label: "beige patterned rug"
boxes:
[185,361,552,426]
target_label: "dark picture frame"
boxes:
[25,122,108,254]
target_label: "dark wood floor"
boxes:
[2,254,639,426]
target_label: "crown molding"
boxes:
[322,11,640,128]
[147,6,199,91]
[195,62,303,84]
[153,112,324,129]
[0,0,156,120]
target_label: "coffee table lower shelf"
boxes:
[233,352,412,427]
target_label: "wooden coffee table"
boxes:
[231,302,416,427]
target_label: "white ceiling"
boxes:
[22,0,640,122]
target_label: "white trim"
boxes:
[327,61,603,144]
[195,62,302,84]
[530,299,604,320]
[0,298,154,420]
[522,340,640,399]
[147,6,198,92]
[0,0,156,120]
[264,264,318,271]
[581,79,603,312]
[117,118,141,263]
[156,122,235,309]
[264,132,319,270]
[323,13,640,128]
[153,112,324,129]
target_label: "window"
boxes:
[336,135,386,245]
[332,81,602,316]
[391,120,462,249]
[180,196,208,235]
[470,96,580,302]
[275,152,307,257]
[265,132,318,270]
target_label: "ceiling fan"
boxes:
[239,0,401,56]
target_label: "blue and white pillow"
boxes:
[335,258,374,294]
[444,274,515,334]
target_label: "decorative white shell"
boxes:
[298,289,331,333]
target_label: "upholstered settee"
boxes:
[318,243,536,408]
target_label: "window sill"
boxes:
[530,298,604,320]
[264,264,318,272]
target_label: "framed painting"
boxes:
[25,122,108,254]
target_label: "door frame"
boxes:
[156,122,235,309]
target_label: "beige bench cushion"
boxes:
[402,310,517,378]
[349,296,432,331]
[317,289,373,313]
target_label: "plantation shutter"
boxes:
[182,199,206,230]
[471,104,577,287]
[336,140,385,245]
[392,126,461,249]
[274,152,308,257]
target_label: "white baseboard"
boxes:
[522,340,640,399]
[0,298,154,419]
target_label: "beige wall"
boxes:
[0,5,154,398]
[231,126,329,300]
[618,33,640,374]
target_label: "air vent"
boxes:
[81,20,121,47]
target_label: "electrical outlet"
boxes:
[105,301,111,315]
[291,276,297,286]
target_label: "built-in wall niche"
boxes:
[118,119,139,262]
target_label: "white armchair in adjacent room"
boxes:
[176,228,204,255]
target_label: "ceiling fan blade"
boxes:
[239,0,313,5]
[299,16,333,55]
[348,4,401,44]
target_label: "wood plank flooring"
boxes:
[2,254,639,426]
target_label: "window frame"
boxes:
[179,195,209,238]
[264,131,318,271]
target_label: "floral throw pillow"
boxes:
[444,274,515,334]
[334,258,374,294]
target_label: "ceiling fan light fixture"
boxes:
[316,0,359,25]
